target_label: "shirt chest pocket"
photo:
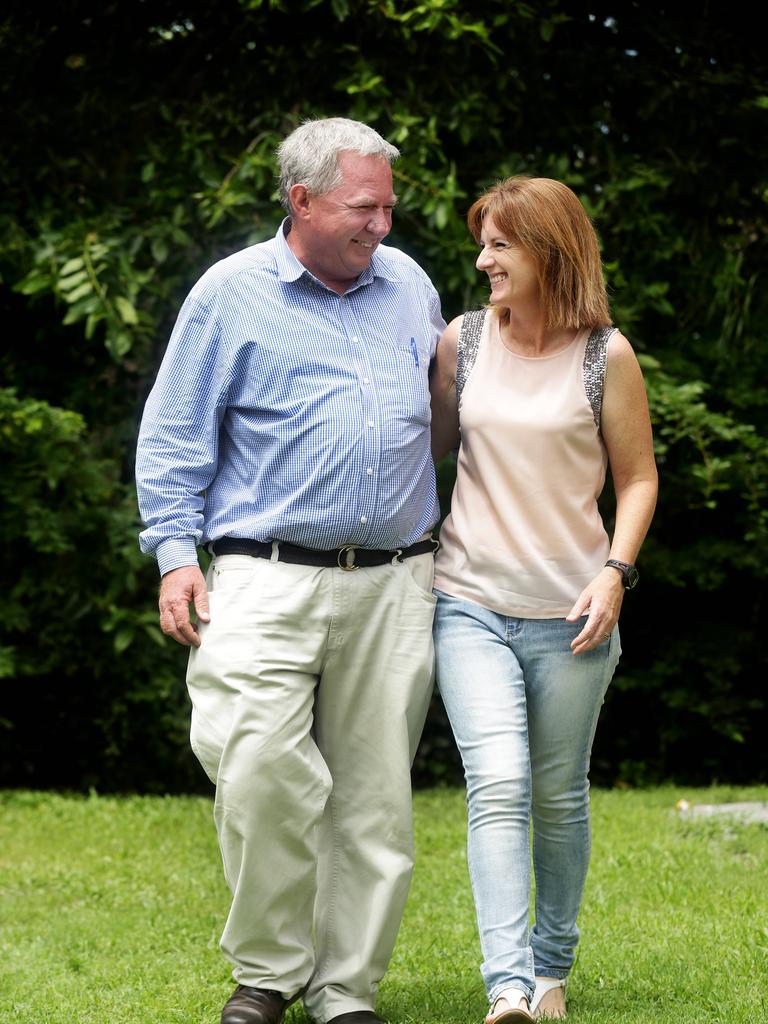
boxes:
[394,335,427,370]
[372,343,430,427]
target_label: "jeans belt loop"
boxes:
[270,540,280,563]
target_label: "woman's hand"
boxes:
[566,566,625,655]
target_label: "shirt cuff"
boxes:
[156,537,200,577]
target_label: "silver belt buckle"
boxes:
[336,545,359,571]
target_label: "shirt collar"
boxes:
[273,218,400,291]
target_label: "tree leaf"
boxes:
[113,627,134,654]
[59,257,85,276]
[62,281,93,303]
[115,296,139,324]
[58,270,89,291]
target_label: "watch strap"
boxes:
[605,558,639,589]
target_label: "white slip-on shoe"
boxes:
[485,988,534,1024]
[530,977,566,1020]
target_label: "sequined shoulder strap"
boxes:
[583,326,618,429]
[456,309,487,406]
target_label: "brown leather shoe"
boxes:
[221,986,288,1024]
[326,1014,384,1024]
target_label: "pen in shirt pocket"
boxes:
[409,337,420,367]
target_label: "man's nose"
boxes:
[367,208,392,237]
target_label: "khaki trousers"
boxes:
[186,551,436,1022]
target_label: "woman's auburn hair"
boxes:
[467,176,612,330]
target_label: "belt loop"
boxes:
[270,540,281,563]
[391,548,404,565]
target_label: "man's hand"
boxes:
[159,565,210,647]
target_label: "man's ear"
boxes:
[289,183,311,221]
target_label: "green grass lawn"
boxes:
[1,786,766,1023]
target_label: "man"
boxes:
[136,118,445,1024]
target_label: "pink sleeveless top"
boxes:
[433,311,614,618]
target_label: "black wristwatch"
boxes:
[605,559,639,590]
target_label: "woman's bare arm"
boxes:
[429,316,462,460]
[567,331,658,654]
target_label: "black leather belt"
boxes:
[210,536,438,571]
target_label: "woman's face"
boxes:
[475,215,540,309]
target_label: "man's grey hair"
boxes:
[277,117,400,212]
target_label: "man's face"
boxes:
[293,151,397,292]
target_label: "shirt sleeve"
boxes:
[135,292,231,575]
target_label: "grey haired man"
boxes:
[136,117,445,1024]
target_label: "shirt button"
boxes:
[360,515,368,524]
[363,377,370,384]
[366,468,373,476]
[352,336,359,343]
[367,420,374,428]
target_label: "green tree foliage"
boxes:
[1,0,766,789]
[0,389,195,790]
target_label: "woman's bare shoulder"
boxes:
[607,328,638,358]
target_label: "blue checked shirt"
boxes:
[136,220,445,575]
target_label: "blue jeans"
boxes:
[434,590,620,1005]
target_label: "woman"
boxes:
[430,177,657,1022]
